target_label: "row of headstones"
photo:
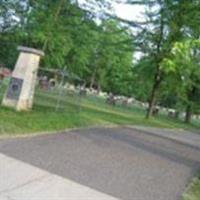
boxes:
[87,90,200,120]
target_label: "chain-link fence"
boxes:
[0,67,83,113]
[34,67,82,113]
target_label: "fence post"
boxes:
[56,66,66,112]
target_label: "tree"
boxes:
[65,18,134,95]
[90,19,134,95]
[0,0,28,68]
[162,39,200,123]
[114,0,200,119]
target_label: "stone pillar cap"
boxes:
[18,46,45,57]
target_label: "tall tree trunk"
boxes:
[146,10,164,119]
[185,104,192,123]
[146,80,160,119]
[185,86,196,123]
[90,66,97,90]
[146,67,162,119]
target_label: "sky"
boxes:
[112,2,144,21]
[78,0,145,21]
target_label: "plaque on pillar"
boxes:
[6,77,23,100]
[2,46,44,111]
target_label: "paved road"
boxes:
[130,126,200,149]
[0,127,200,200]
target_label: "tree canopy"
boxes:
[1,0,200,123]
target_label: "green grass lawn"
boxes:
[0,86,200,136]
[182,175,200,200]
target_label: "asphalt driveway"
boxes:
[0,127,200,200]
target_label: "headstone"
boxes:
[2,46,44,111]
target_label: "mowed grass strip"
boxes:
[0,87,200,136]
[182,175,200,200]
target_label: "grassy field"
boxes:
[182,175,200,200]
[0,84,200,136]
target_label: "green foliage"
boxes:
[161,39,200,118]
[118,0,200,118]
[0,0,134,96]
[131,57,154,101]
[93,20,134,95]
[0,0,27,68]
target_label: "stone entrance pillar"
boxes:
[2,46,44,111]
